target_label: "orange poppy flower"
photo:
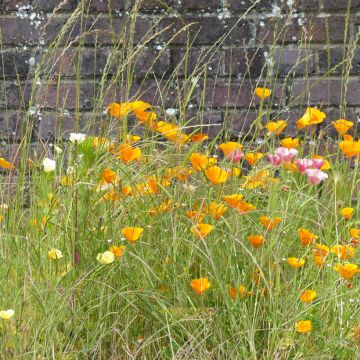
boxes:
[298,228,318,246]
[339,139,360,158]
[117,143,141,164]
[314,244,329,257]
[313,253,325,268]
[207,202,228,220]
[334,263,360,280]
[185,210,204,223]
[121,186,133,196]
[205,166,228,185]
[190,133,209,142]
[101,168,117,184]
[259,216,282,231]
[340,207,354,220]
[218,142,243,157]
[296,107,326,129]
[332,119,353,135]
[235,201,255,214]
[255,87,271,100]
[287,257,305,269]
[191,223,213,239]
[279,137,300,149]
[248,235,265,248]
[244,152,264,166]
[110,245,126,257]
[107,102,132,119]
[0,158,15,169]
[296,320,312,333]
[190,278,211,295]
[266,120,287,135]
[312,155,331,170]
[300,289,317,302]
[121,227,143,243]
[223,194,244,208]
[147,176,170,194]
[228,285,252,300]
[190,153,216,171]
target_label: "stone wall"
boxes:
[1,0,360,150]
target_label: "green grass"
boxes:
[1,0,360,358]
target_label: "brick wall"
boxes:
[1,0,360,152]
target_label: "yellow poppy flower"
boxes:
[287,257,305,269]
[255,87,271,100]
[191,223,213,239]
[48,248,63,260]
[0,309,14,320]
[296,320,312,333]
[266,120,287,135]
[219,142,243,156]
[296,107,326,129]
[332,119,353,135]
[340,207,354,220]
[244,152,264,166]
[97,251,115,265]
[279,137,300,149]
[204,166,228,185]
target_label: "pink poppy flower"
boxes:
[275,147,298,162]
[228,149,244,164]
[295,159,313,173]
[267,154,282,166]
[305,169,328,185]
[311,158,325,170]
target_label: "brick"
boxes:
[226,0,272,11]
[34,82,96,110]
[290,79,360,106]
[257,16,346,44]
[35,48,114,77]
[187,110,223,138]
[317,47,360,76]
[42,14,153,45]
[224,48,265,77]
[0,82,31,109]
[0,111,26,140]
[38,112,75,138]
[1,49,32,78]
[171,48,223,76]
[224,109,268,138]
[202,81,286,108]
[318,107,360,138]
[272,48,315,77]
[133,48,171,76]
[33,0,78,11]
[159,16,253,45]
[171,0,221,10]
[320,0,360,10]
[0,17,41,45]
[0,0,30,10]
